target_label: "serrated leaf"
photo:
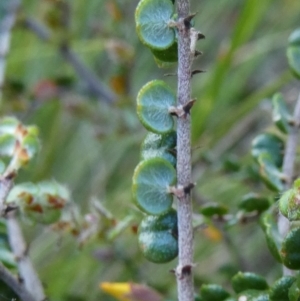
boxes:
[269,276,296,301]
[135,0,176,50]
[132,158,176,215]
[260,208,282,262]
[239,193,270,213]
[231,272,268,294]
[258,154,284,192]
[141,131,176,166]
[251,133,284,168]
[200,284,230,301]
[272,93,292,134]
[137,80,176,134]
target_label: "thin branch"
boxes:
[22,18,117,104]
[278,91,300,276]
[0,0,20,103]
[0,262,35,301]
[176,1,194,301]
[6,213,46,301]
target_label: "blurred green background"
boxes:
[1,0,300,300]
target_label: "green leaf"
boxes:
[200,203,229,217]
[141,131,176,166]
[0,116,19,135]
[132,158,176,215]
[138,209,178,263]
[287,47,300,79]
[278,185,300,222]
[260,208,282,262]
[269,276,296,301]
[281,227,300,269]
[257,154,284,192]
[288,275,300,301]
[287,29,300,79]
[289,29,300,47]
[22,133,40,159]
[231,272,268,294]
[239,193,270,213]
[251,133,284,168]
[0,134,16,157]
[200,284,230,301]
[135,0,176,50]
[7,181,69,225]
[137,80,176,134]
[237,290,269,301]
[272,93,292,134]
[151,41,178,62]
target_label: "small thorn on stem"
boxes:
[164,72,178,77]
[168,183,195,198]
[183,99,197,115]
[194,50,203,57]
[183,13,197,29]
[191,69,206,77]
[169,100,196,118]
[175,264,195,279]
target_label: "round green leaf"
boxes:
[257,154,284,192]
[137,80,176,134]
[232,272,268,294]
[200,284,230,301]
[237,290,269,301]
[132,158,176,215]
[288,276,300,301]
[138,209,178,263]
[287,46,300,79]
[281,227,300,269]
[151,41,178,62]
[260,209,282,263]
[251,133,284,168]
[289,29,300,47]
[272,93,292,134]
[239,193,270,213]
[135,0,176,50]
[141,131,176,166]
[269,276,296,301]
[200,203,229,217]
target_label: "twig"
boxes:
[0,262,35,301]
[6,213,46,301]
[278,91,300,276]
[176,1,194,301]
[0,0,20,103]
[22,18,117,104]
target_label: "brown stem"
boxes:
[278,91,300,276]
[176,1,194,301]
[6,213,46,301]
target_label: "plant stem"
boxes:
[0,0,20,104]
[0,262,35,301]
[278,91,300,276]
[176,1,194,301]
[6,213,46,301]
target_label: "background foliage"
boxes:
[2,0,300,300]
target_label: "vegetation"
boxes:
[1,0,300,300]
